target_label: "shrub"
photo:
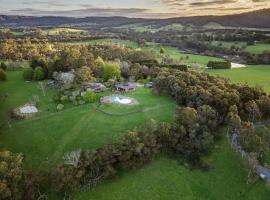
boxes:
[23,67,34,80]
[33,67,45,81]
[83,90,97,103]
[60,95,69,103]
[0,69,6,81]
[56,104,64,111]
[207,61,231,69]
[78,100,86,105]
[0,62,7,70]
[103,62,120,82]
[75,66,96,83]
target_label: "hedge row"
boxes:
[207,61,231,69]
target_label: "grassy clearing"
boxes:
[72,134,270,200]
[0,71,175,169]
[211,41,270,54]
[46,28,84,35]
[0,70,55,123]
[205,65,270,92]
[65,38,139,48]
[245,43,270,54]
[145,44,224,65]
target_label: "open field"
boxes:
[211,41,270,54]
[206,65,270,92]
[72,137,270,200]
[0,71,175,169]
[46,27,85,35]
[1,70,270,200]
[144,44,224,65]
[245,43,270,54]
[65,38,139,48]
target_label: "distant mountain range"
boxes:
[0,9,270,29]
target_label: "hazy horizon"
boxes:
[0,0,269,18]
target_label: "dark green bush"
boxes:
[0,69,6,81]
[207,61,231,69]
[23,67,34,80]
[0,62,7,71]
[33,67,45,81]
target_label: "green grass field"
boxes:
[1,70,270,200]
[245,43,270,54]
[145,44,224,65]
[0,71,175,169]
[46,28,84,35]
[212,41,270,54]
[206,65,270,92]
[73,138,270,200]
[65,38,139,48]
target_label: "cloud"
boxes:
[190,0,238,7]
[22,0,66,7]
[4,7,177,18]
[1,0,270,18]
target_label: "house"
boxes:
[115,82,137,92]
[81,82,106,93]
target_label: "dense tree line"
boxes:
[153,68,270,122]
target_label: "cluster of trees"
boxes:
[0,39,52,60]
[238,123,270,166]
[0,151,41,200]
[244,51,270,64]
[207,61,231,69]
[153,68,270,123]
[19,43,159,84]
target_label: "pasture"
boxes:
[66,38,139,48]
[206,65,270,92]
[73,137,270,200]
[0,71,175,169]
[46,27,85,35]
[1,70,270,200]
[211,41,270,54]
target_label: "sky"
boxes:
[0,0,269,18]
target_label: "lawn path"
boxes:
[50,108,97,163]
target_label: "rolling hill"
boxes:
[0,9,270,29]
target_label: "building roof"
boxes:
[115,82,137,90]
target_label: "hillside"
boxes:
[159,9,270,28]
[0,9,270,28]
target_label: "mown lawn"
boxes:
[0,71,175,169]
[206,65,270,92]
[0,70,56,123]
[73,135,270,200]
